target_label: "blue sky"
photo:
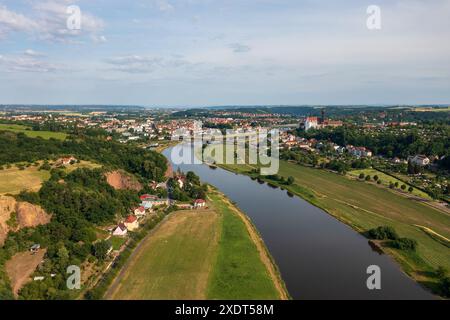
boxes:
[0,0,449,106]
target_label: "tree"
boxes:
[92,240,111,261]
[401,184,407,190]
[373,175,379,181]
[394,182,399,188]
[377,179,382,184]
[365,175,371,181]
[359,173,365,179]
[408,186,414,193]
[391,238,418,251]
[287,176,295,185]
[389,182,395,189]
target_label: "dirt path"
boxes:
[212,192,289,300]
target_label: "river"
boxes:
[163,145,435,300]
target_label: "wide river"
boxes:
[163,145,435,299]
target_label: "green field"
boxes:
[106,191,281,300]
[348,168,431,199]
[0,165,51,195]
[0,124,67,140]
[206,192,281,299]
[220,160,450,294]
[110,236,127,251]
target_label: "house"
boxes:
[176,203,193,210]
[113,223,128,236]
[347,145,372,158]
[59,156,77,166]
[305,117,319,131]
[134,206,146,217]
[194,199,206,209]
[141,201,153,210]
[410,155,430,166]
[140,194,158,201]
[124,215,139,231]
[30,244,41,253]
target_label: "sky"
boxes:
[0,0,449,106]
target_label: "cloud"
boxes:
[0,1,104,43]
[0,5,39,37]
[156,0,174,12]
[228,43,251,53]
[0,54,63,73]
[105,54,192,73]
[24,49,45,57]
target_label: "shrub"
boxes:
[377,179,382,184]
[394,182,399,188]
[436,266,448,279]
[389,182,395,189]
[368,226,398,240]
[408,186,414,193]
[391,238,418,251]
[401,184,407,190]
[359,173,365,179]
[440,277,450,297]
[373,175,379,181]
[365,175,371,181]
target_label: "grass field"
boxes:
[107,191,283,300]
[348,168,431,199]
[0,124,67,140]
[110,236,127,251]
[206,192,282,300]
[0,165,50,195]
[219,160,450,294]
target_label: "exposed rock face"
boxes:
[105,170,142,191]
[0,196,16,245]
[16,202,51,228]
[0,196,51,245]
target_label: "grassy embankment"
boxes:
[0,124,67,140]
[106,188,286,300]
[217,158,450,295]
[0,161,100,195]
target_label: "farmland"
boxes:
[0,124,67,140]
[106,189,285,300]
[0,165,50,195]
[219,160,450,293]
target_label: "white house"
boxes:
[113,223,127,236]
[134,206,146,217]
[194,199,206,209]
[410,155,430,166]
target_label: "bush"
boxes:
[377,179,382,184]
[394,182,399,188]
[359,173,365,179]
[436,266,448,279]
[391,238,418,251]
[440,277,450,297]
[286,176,295,185]
[373,175,379,181]
[408,186,414,193]
[389,182,395,189]
[368,226,398,240]
[401,184,407,190]
[365,175,371,181]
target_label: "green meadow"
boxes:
[0,124,67,140]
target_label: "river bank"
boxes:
[216,161,448,298]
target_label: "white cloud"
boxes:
[0,5,38,37]
[228,43,251,53]
[105,54,192,73]
[0,1,104,43]
[0,54,63,73]
[24,49,45,57]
